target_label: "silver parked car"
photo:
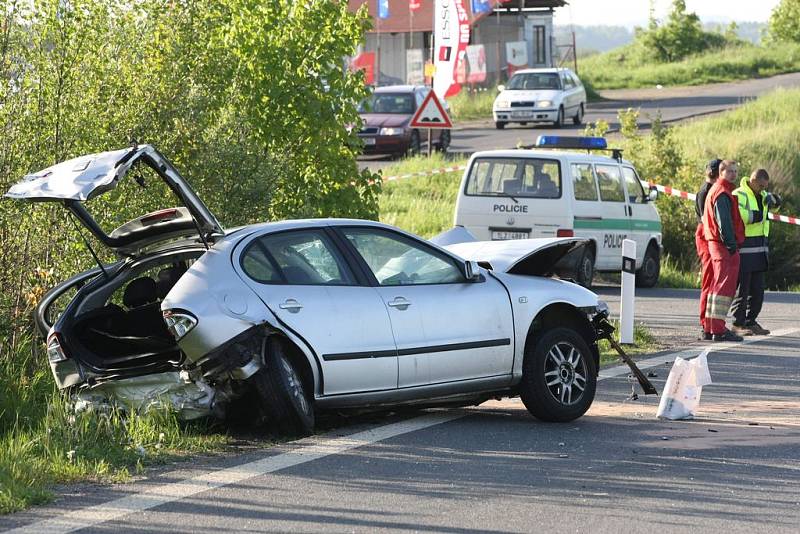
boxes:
[8,146,610,435]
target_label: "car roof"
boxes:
[220,218,417,243]
[511,68,571,75]
[373,85,426,94]
[469,149,632,166]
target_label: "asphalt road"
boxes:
[359,72,800,172]
[2,290,799,533]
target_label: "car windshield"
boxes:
[358,93,415,114]
[464,157,562,199]
[507,73,561,91]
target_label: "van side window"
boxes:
[522,161,561,198]
[595,164,625,202]
[571,164,598,201]
[622,167,646,204]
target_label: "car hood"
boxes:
[433,227,587,276]
[6,145,223,256]
[498,89,560,102]
[359,114,410,128]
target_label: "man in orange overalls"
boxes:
[695,159,721,340]
[702,160,746,342]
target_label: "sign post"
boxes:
[410,90,453,157]
[620,239,637,344]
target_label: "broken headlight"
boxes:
[163,310,197,340]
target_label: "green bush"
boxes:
[638,0,730,63]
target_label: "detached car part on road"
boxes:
[9,146,612,435]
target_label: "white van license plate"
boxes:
[492,231,530,240]
[511,111,534,119]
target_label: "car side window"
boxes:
[562,73,574,89]
[571,163,598,201]
[342,228,465,286]
[241,230,355,286]
[570,72,582,87]
[595,164,625,202]
[622,167,646,204]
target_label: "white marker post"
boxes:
[620,239,636,344]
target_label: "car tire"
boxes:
[495,121,506,130]
[251,336,314,436]
[554,106,564,128]
[573,103,584,125]
[636,243,660,288]
[574,247,595,289]
[520,327,597,422]
[437,129,451,152]
[408,130,421,156]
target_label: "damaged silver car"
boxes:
[9,145,612,435]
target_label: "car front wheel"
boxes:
[437,129,451,152]
[520,327,597,422]
[408,130,421,156]
[573,103,584,125]
[495,121,506,130]
[251,336,314,435]
[554,106,565,128]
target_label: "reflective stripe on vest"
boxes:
[734,180,769,238]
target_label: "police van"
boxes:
[453,136,662,287]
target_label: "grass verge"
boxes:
[580,42,800,90]
[598,320,661,367]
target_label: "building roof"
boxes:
[348,1,567,34]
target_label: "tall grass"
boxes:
[580,42,800,90]
[447,88,499,122]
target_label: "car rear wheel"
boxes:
[554,106,565,128]
[574,247,595,288]
[437,129,451,152]
[520,327,596,422]
[636,243,660,288]
[408,130,421,156]
[251,336,314,435]
[495,121,506,130]
[573,103,584,125]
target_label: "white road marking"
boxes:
[5,412,465,534]
[8,328,798,533]
[598,327,799,380]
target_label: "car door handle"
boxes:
[387,297,411,310]
[279,299,303,313]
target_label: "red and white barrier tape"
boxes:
[381,166,800,227]
[642,180,800,226]
[382,165,467,182]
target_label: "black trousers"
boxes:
[731,270,765,326]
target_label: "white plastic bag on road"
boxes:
[656,349,713,420]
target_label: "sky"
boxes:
[553,0,782,28]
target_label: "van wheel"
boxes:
[554,107,565,128]
[520,327,597,422]
[495,121,506,130]
[574,247,595,288]
[636,243,660,288]
[573,103,584,125]
[251,337,315,436]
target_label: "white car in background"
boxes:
[493,68,587,130]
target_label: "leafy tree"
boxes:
[638,0,726,62]
[769,0,800,43]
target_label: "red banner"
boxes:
[350,52,375,85]
[409,0,422,10]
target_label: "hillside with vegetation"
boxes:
[574,1,800,90]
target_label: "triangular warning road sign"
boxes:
[410,90,453,128]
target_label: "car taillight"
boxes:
[162,310,197,340]
[557,229,574,237]
[47,333,67,363]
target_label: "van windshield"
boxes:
[464,158,562,199]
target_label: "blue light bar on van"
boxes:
[535,136,608,150]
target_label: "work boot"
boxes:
[746,321,770,335]
[712,330,744,342]
[731,323,755,336]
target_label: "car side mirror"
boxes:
[497,84,505,93]
[648,189,658,202]
[464,260,481,281]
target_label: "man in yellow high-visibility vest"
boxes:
[731,168,781,336]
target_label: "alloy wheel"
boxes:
[543,341,588,406]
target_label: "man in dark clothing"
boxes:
[702,160,745,342]
[695,158,721,340]
[731,169,780,336]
